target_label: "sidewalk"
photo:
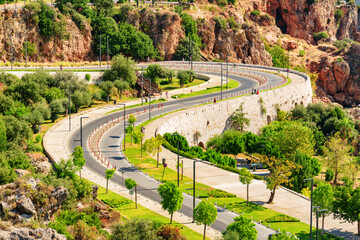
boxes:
[143,112,359,239]
[43,74,224,239]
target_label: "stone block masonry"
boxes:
[157,73,312,146]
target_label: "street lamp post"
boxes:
[120,169,125,189]
[287,48,290,79]
[119,103,126,151]
[188,35,191,66]
[149,78,151,120]
[25,32,27,69]
[99,35,102,68]
[226,55,229,90]
[80,117,89,148]
[68,87,73,132]
[141,67,144,105]
[220,63,223,100]
[172,133,180,186]
[191,159,201,222]
[10,34,13,70]
[304,178,314,240]
[316,209,327,240]
[106,36,109,70]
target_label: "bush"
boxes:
[85,74,91,81]
[250,10,261,16]
[181,13,202,48]
[163,132,190,152]
[334,40,348,51]
[156,225,183,240]
[266,214,300,223]
[102,198,132,208]
[111,219,159,240]
[216,0,228,7]
[227,17,239,29]
[298,50,305,57]
[214,16,227,30]
[266,45,289,68]
[325,168,334,182]
[334,9,344,23]
[313,32,329,41]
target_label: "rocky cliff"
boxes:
[312,44,360,106]
[0,8,93,63]
[126,7,272,65]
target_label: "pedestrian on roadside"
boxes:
[114,99,117,105]
[60,65,63,70]
[256,89,259,95]
[214,98,216,103]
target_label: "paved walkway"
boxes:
[143,111,359,238]
[43,74,225,239]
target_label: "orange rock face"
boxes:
[0,9,93,63]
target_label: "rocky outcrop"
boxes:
[0,228,66,240]
[311,43,360,106]
[26,153,51,174]
[0,8,93,63]
[51,187,68,206]
[197,17,272,65]
[265,0,337,42]
[127,9,185,59]
[16,195,36,216]
[336,5,360,41]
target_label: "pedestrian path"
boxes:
[142,108,359,240]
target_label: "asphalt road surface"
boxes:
[69,70,283,238]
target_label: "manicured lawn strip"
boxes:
[96,185,206,240]
[123,135,316,239]
[160,78,206,91]
[172,79,239,99]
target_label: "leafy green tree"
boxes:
[267,45,290,68]
[108,23,157,60]
[102,54,137,84]
[1,115,32,145]
[132,129,144,156]
[146,64,167,81]
[0,72,19,86]
[54,158,78,180]
[194,200,218,240]
[144,135,164,167]
[323,133,351,185]
[229,103,250,132]
[180,13,202,48]
[125,178,137,204]
[71,91,92,112]
[111,219,160,240]
[313,182,333,232]
[55,0,90,12]
[166,69,176,84]
[72,146,86,179]
[114,80,129,100]
[91,15,118,41]
[332,186,360,236]
[0,162,17,184]
[6,77,45,106]
[261,121,315,158]
[223,215,257,240]
[53,72,89,93]
[262,156,296,203]
[49,98,67,122]
[44,87,65,103]
[0,95,15,114]
[93,0,114,16]
[105,168,116,194]
[99,81,114,103]
[173,38,201,61]
[0,119,7,152]
[177,70,192,87]
[157,181,184,224]
[24,104,51,132]
[289,152,321,192]
[238,168,254,206]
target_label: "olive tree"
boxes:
[157,181,183,224]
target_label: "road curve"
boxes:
[67,65,285,238]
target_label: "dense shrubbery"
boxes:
[163,132,237,168]
[266,45,290,68]
[313,32,329,41]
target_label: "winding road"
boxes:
[67,63,286,239]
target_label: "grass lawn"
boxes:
[171,79,239,99]
[96,185,207,240]
[123,126,344,240]
[159,78,207,91]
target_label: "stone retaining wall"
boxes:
[157,77,312,147]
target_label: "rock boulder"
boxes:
[16,195,36,216]
[0,228,66,240]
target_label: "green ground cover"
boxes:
[96,185,206,240]
[122,131,323,239]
